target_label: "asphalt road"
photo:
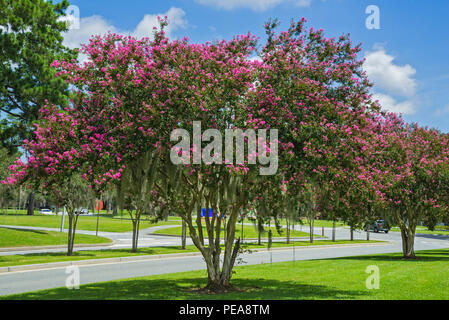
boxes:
[0,225,448,296]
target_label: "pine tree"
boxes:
[0,0,77,150]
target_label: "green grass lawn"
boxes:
[0,209,38,215]
[390,226,449,236]
[3,247,448,300]
[0,240,381,268]
[153,224,320,239]
[244,218,347,228]
[0,227,112,248]
[0,214,181,233]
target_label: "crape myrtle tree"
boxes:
[348,110,449,257]
[2,105,93,255]
[249,18,380,241]
[368,116,449,258]
[51,174,93,256]
[26,19,275,290]
[47,28,179,252]
[151,29,275,291]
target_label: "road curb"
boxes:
[0,241,115,253]
[0,241,394,274]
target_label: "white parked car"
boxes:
[39,208,53,215]
[76,208,92,215]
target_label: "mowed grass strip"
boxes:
[153,225,319,239]
[244,218,347,228]
[3,248,448,300]
[0,227,111,248]
[0,214,181,233]
[390,226,449,236]
[0,240,381,268]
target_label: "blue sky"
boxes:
[62,0,449,133]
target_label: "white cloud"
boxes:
[62,7,187,51]
[372,93,416,115]
[364,46,419,115]
[62,15,117,49]
[133,7,187,40]
[194,0,312,11]
[364,48,417,97]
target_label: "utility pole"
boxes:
[268,229,272,265]
[60,206,66,232]
[95,199,103,237]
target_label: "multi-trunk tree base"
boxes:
[400,228,417,259]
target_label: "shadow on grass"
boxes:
[2,227,49,235]
[3,277,369,300]
[326,249,449,262]
[0,246,194,262]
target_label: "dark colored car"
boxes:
[364,220,390,233]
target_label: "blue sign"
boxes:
[201,208,213,218]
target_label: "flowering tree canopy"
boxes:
[3,17,449,279]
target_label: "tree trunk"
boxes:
[67,213,79,256]
[366,227,370,241]
[67,215,73,256]
[286,219,290,244]
[400,228,416,258]
[214,207,241,290]
[180,188,242,292]
[332,220,337,242]
[203,237,240,291]
[181,219,187,249]
[350,226,354,241]
[27,191,35,216]
[309,218,314,243]
[131,217,141,253]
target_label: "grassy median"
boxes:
[153,225,319,239]
[0,214,181,233]
[0,227,112,248]
[390,226,449,236]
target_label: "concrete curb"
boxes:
[0,241,114,253]
[0,241,394,274]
